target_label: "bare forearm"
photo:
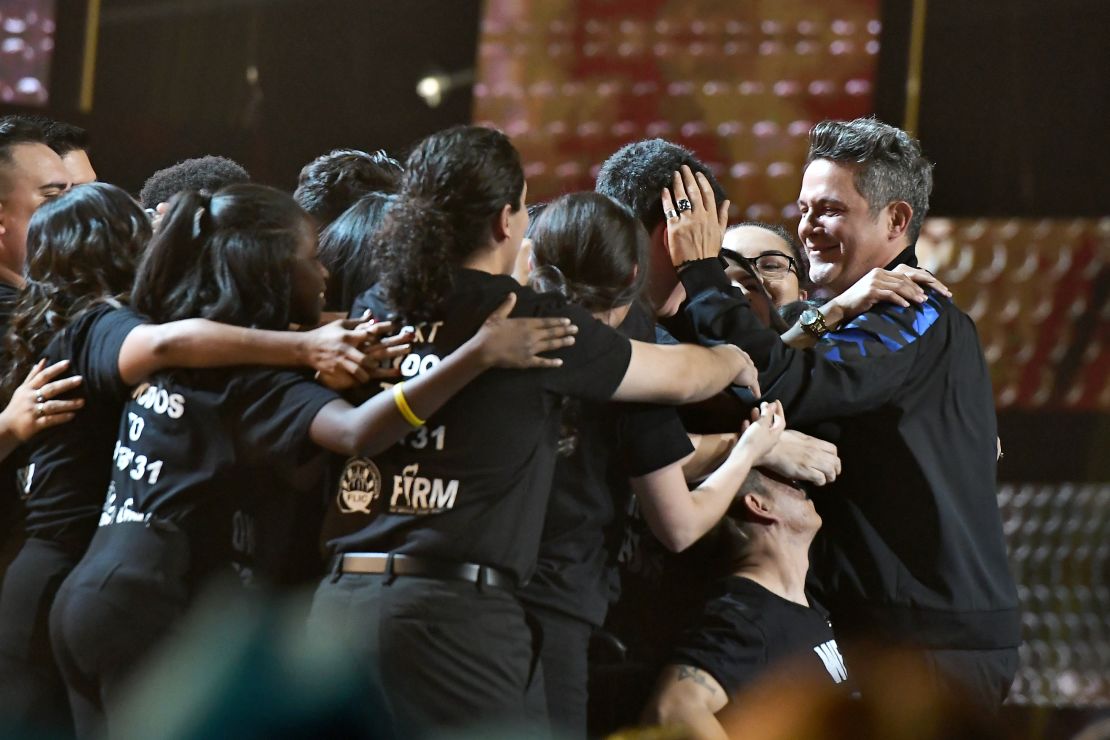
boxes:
[682,433,738,483]
[121,320,310,384]
[615,342,741,404]
[676,442,759,550]
[342,336,489,456]
[636,442,758,553]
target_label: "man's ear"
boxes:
[887,201,912,241]
[491,202,514,242]
[799,288,809,301]
[742,492,776,524]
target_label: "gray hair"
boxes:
[806,117,934,245]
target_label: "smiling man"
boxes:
[0,116,70,314]
[664,118,1020,713]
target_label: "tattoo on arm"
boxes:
[677,665,718,695]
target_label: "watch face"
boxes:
[801,308,819,326]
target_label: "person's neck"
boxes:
[732,532,812,607]
[461,243,510,276]
[0,263,24,289]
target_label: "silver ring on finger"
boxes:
[676,198,693,213]
[34,391,45,404]
[35,402,45,418]
[664,208,678,220]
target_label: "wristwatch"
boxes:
[799,307,834,338]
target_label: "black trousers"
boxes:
[0,537,82,735]
[841,641,1019,714]
[308,572,548,739]
[50,521,191,739]
[528,605,592,739]
[923,646,1020,712]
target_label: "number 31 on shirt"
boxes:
[404,425,446,451]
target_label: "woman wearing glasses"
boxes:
[721,222,951,348]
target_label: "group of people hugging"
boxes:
[0,112,1020,739]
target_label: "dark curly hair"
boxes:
[294,148,403,227]
[2,183,151,400]
[373,126,524,323]
[528,192,649,314]
[806,118,934,245]
[595,138,726,236]
[132,184,307,330]
[138,155,250,209]
[317,191,394,312]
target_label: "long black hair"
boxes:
[2,182,150,400]
[528,192,650,314]
[373,125,524,323]
[132,183,307,330]
[317,192,393,312]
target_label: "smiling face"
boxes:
[797,158,903,296]
[0,142,70,274]
[723,225,804,308]
[289,217,328,326]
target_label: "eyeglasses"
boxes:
[719,249,798,280]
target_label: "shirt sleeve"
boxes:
[78,306,148,402]
[670,605,768,697]
[540,302,633,402]
[678,259,941,427]
[619,403,694,477]
[235,371,341,467]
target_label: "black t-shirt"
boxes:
[19,304,146,543]
[323,268,633,583]
[0,282,21,560]
[101,366,338,580]
[671,576,849,696]
[519,303,693,625]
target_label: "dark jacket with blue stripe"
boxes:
[667,248,1020,650]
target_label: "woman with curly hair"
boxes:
[44,182,571,739]
[310,125,759,737]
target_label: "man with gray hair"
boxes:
[662,117,1019,711]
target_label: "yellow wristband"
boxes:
[392,382,425,428]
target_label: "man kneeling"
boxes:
[644,470,849,739]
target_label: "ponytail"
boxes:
[373,198,457,323]
[132,190,213,324]
[132,184,304,330]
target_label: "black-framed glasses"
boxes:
[719,248,797,280]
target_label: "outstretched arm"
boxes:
[613,341,759,405]
[644,664,730,740]
[117,317,382,386]
[631,402,784,552]
[309,293,577,456]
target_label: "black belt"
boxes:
[336,553,516,590]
